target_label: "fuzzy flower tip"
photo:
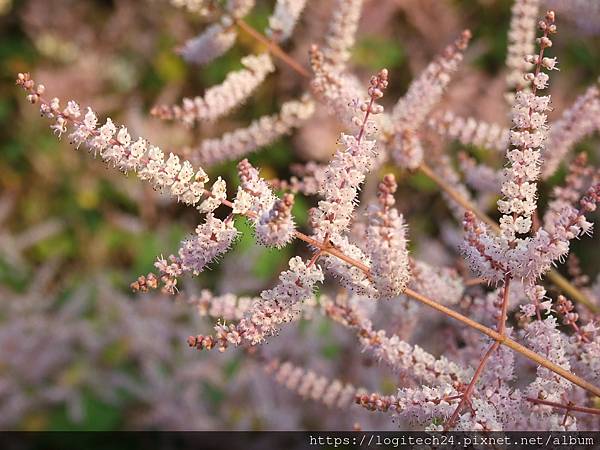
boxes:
[313,69,389,237]
[525,317,572,407]
[233,158,278,216]
[152,214,239,294]
[232,158,297,247]
[392,30,472,169]
[506,0,542,95]
[179,21,237,66]
[266,0,308,43]
[260,256,324,306]
[255,193,296,248]
[366,174,411,299]
[16,73,209,207]
[498,11,557,239]
[321,0,363,68]
[188,256,322,352]
[190,95,315,166]
[151,53,275,125]
[313,133,377,235]
[267,359,364,408]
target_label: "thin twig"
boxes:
[444,275,511,429]
[498,275,511,335]
[464,277,487,287]
[526,397,600,416]
[235,18,311,78]
[444,341,500,430]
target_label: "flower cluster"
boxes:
[260,256,324,306]
[499,10,558,238]
[188,256,322,350]
[366,174,410,299]
[255,193,296,248]
[16,73,210,206]
[505,0,541,96]
[542,83,600,178]
[408,260,464,307]
[525,318,573,416]
[266,359,365,409]
[152,213,239,293]
[232,159,298,249]
[151,53,275,126]
[188,289,257,321]
[187,95,315,166]
[460,12,595,285]
[266,0,308,42]
[312,69,388,237]
[309,45,370,134]
[392,30,472,169]
[15,0,600,433]
[429,110,509,152]
[178,0,255,65]
[321,0,363,69]
[179,21,238,66]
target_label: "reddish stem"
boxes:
[444,342,500,430]
[235,18,311,79]
[526,397,600,416]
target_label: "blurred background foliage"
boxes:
[1,0,600,430]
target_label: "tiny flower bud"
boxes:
[220,14,233,27]
[541,57,558,70]
[538,36,552,48]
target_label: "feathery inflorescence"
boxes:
[14,0,600,433]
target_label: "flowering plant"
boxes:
[12,0,600,431]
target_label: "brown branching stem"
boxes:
[444,341,500,430]
[404,288,600,397]
[210,193,600,399]
[444,275,511,429]
[25,77,600,402]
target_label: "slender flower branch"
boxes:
[204,184,599,398]
[404,287,600,398]
[444,341,500,430]
[235,18,311,78]
[17,8,600,429]
[418,163,598,313]
[444,275,511,429]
